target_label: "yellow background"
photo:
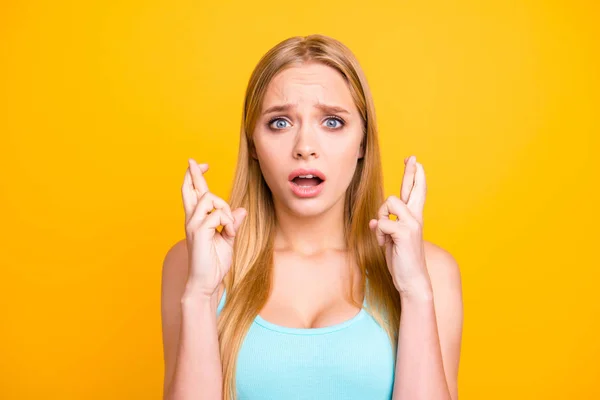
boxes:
[1,0,598,398]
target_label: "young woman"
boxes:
[161,34,463,400]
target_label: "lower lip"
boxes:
[289,180,325,198]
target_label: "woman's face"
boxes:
[252,62,365,218]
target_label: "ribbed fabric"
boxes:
[217,290,396,399]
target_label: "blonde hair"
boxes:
[217,34,401,399]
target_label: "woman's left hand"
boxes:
[369,155,432,299]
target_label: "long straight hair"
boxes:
[216,34,401,399]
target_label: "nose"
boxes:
[293,124,319,160]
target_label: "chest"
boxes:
[235,312,396,400]
[259,250,364,329]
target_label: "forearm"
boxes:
[165,289,223,400]
[392,289,451,400]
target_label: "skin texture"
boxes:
[252,62,364,224]
[370,156,463,400]
[161,62,463,400]
[251,62,367,328]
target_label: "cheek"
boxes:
[326,145,361,186]
[328,137,362,164]
[254,133,288,161]
[254,144,284,185]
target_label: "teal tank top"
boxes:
[217,290,396,399]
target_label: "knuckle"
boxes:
[198,192,215,209]
[203,208,219,219]
[398,227,412,238]
[199,190,213,201]
[185,223,195,237]
[408,220,421,232]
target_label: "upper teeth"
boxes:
[298,174,315,178]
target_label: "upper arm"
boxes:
[160,239,226,397]
[424,241,464,400]
[161,239,189,397]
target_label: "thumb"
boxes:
[369,219,385,246]
[231,207,247,234]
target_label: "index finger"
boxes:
[406,161,426,225]
[400,155,417,203]
[188,158,210,196]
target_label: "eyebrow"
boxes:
[262,103,351,115]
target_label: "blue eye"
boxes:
[268,118,290,130]
[267,116,346,131]
[324,116,345,129]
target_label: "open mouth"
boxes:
[291,175,324,187]
[288,169,326,198]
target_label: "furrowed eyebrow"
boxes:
[262,103,351,115]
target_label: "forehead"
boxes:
[262,63,356,111]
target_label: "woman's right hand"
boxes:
[181,158,247,298]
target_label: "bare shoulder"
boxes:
[423,240,462,293]
[161,239,189,307]
[162,239,188,284]
[160,239,225,307]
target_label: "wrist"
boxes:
[399,288,434,304]
[183,277,217,298]
[181,292,219,319]
[397,277,434,303]
[181,285,214,307]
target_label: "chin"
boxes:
[269,182,342,218]
[287,193,344,219]
[283,197,322,214]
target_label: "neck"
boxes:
[273,196,347,256]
